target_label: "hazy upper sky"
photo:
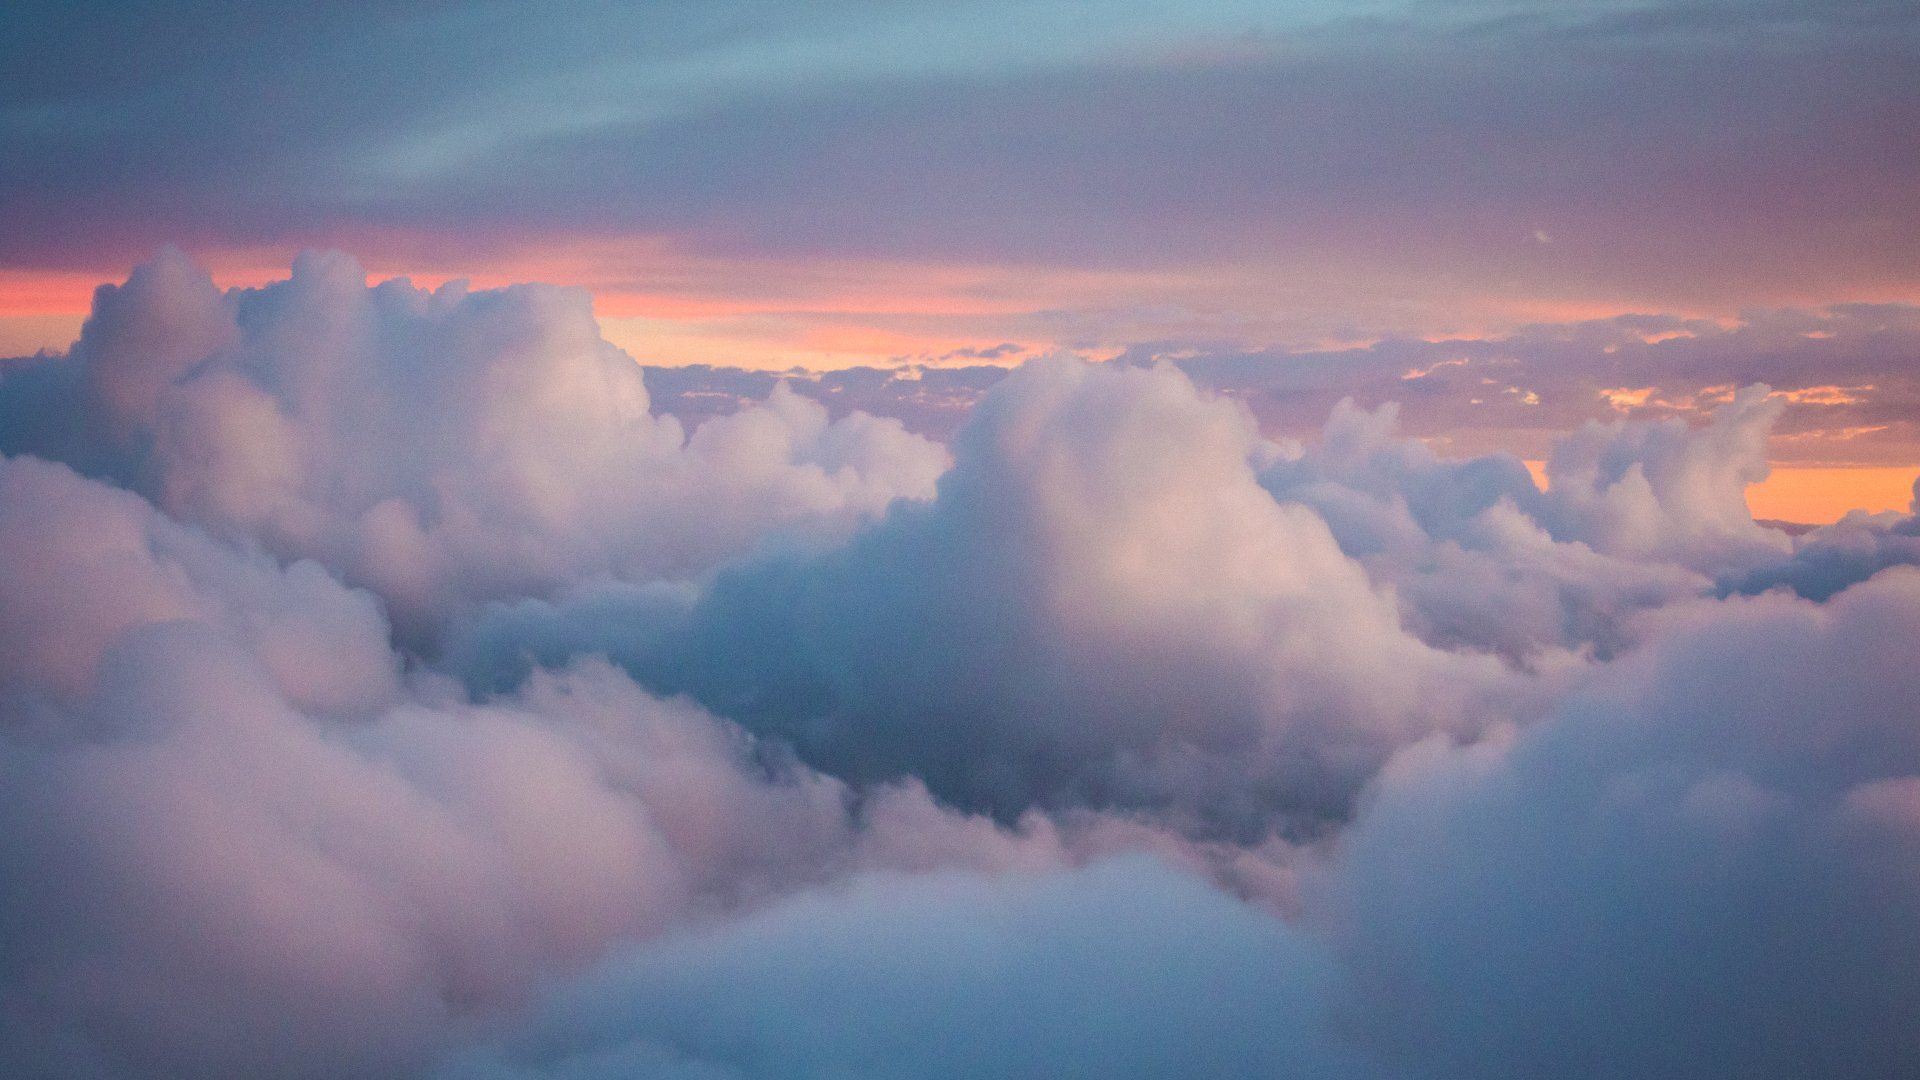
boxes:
[7,1,1918,519]
[3,0,1917,491]
[6,0,1916,348]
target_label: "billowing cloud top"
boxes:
[1,253,1919,1079]
[1,249,947,638]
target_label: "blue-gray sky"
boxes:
[5,1,1916,355]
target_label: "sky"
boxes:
[3,4,1920,1078]
[5,0,1920,519]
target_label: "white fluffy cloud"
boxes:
[1,253,1916,1079]
[446,568,1920,1080]
[1333,568,1920,1079]
[1536,383,1791,571]
[457,357,1524,833]
[437,858,1375,1080]
[1721,477,1920,601]
[0,250,947,637]
[457,358,1811,829]
[0,453,1111,1079]
[1257,397,1710,661]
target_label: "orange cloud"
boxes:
[1776,384,1875,406]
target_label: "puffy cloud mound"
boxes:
[458,358,1518,834]
[1721,477,1920,601]
[438,574,1920,1080]
[0,250,947,637]
[0,454,396,712]
[2,252,1917,1080]
[0,453,1111,1080]
[458,361,1802,834]
[1257,398,1708,661]
[1536,384,1790,572]
[437,858,1374,1080]
[1334,568,1920,1080]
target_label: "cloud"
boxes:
[1721,477,1920,601]
[1534,383,1790,571]
[0,453,396,711]
[641,363,1009,443]
[459,358,1811,829]
[1161,304,1920,468]
[1255,397,1708,661]
[437,569,1920,1080]
[1333,567,1920,1079]
[631,303,1920,471]
[0,449,1126,1079]
[2,251,1919,1079]
[457,356,1520,834]
[0,250,948,639]
[436,857,1375,1080]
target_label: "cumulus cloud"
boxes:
[436,858,1374,1080]
[0,453,395,712]
[0,250,947,638]
[458,357,1522,834]
[637,303,1920,474]
[1257,397,1705,661]
[1333,568,1920,1079]
[1536,384,1790,572]
[1721,476,1920,601]
[454,567,1920,1080]
[458,359,1803,835]
[0,451,1133,1079]
[3,252,1918,1079]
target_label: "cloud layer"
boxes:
[0,253,1917,1078]
[0,249,945,639]
[638,302,1920,472]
